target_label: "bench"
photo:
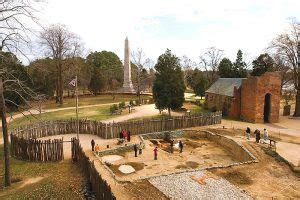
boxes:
[269,139,277,152]
[260,138,277,151]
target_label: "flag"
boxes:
[69,78,76,87]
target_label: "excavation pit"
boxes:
[100,130,257,181]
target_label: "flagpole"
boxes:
[75,75,79,140]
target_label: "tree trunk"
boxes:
[293,43,300,116]
[168,107,171,117]
[294,59,300,117]
[0,78,11,186]
[294,88,300,117]
[58,61,63,105]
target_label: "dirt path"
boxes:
[101,104,181,123]
[218,116,300,137]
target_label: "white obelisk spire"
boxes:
[121,37,135,93]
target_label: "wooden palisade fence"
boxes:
[10,134,63,161]
[11,111,222,139]
[72,138,116,200]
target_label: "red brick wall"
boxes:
[229,87,241,118]
[205,92,240,118]
[240,72,281,123]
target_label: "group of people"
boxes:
[91,139,100,152]
[119,129,131,142]
[133,142,144,157]
[170,140,184,153]
[245,127,269,143]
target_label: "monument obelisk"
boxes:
[121,37,135,93]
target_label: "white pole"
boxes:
[75,76,79,140]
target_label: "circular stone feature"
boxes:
[118,165,135,174]
[102,155,123,165]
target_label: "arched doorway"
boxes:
[264,93,271,122]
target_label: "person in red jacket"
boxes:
[122,130,127,140]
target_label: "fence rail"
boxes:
[72,138,116,200]
[11,111,222,140]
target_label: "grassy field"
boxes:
[42,94,151,109]
[0,145,85,199]
[7,104,130,130]
[182,102,209,114]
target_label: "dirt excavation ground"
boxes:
[104,137,240,182]
[205,128,300,199]
[37,127,300,199]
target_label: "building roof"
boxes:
[206,78,246,97]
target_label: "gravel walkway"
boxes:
[149,170,252,200]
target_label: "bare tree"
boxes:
[0,0,39,58]
[181,55,196,86]
[199,47,223,85]
[270,21,300,116]
[40,24,82,105]
[131,48,152,101]
[0,0,40,187]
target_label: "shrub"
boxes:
[110,104,119,114]
[136,99,141,106]
[148,98,154,104]
[129,100,134,106]
[119,101,125,109]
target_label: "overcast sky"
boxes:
[35,0,300,66]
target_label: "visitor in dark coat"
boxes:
[255,129,261,143]
[170,140,174,153]
[91,139,95,151]
[179,141,183,153]
[127,131,131,142]
[133,144,138,157]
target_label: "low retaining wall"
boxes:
[203,130,256,162]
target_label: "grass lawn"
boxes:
[7,104,130,130]
[42,94,151,109]
[125,114,167,122]
[182,102,210,114]
[0,145,85,199]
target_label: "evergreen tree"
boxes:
[251,53,275,76]
[218,58,234,78]
[88,67,105,95]
[233,50,247,78]
[191,69,208,99]
[152,49,186,116]
[86,51,123,90]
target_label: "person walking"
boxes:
[91,139,95,151]
[170,140,174,153]
[246,127,251,140]
[263,128,269,143]
[139,142,143,155]
[179,141,183,153]
[119,131,123,139]
[154,147,158,160]
[255,129,261,143]
[133,144,138,157]
[127,131,131,142]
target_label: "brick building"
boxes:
[205,72,281,123]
